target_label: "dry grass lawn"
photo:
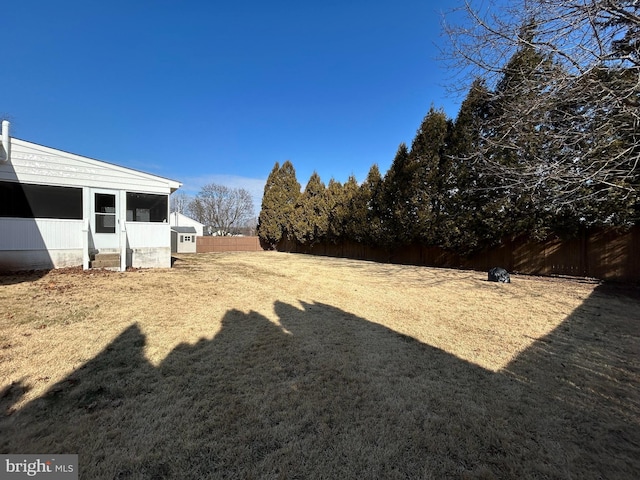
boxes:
[1,252,639,479]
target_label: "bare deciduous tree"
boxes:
[170,191,193,216]
[442,0,639,218]
[189,183,255,235]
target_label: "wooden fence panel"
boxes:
[587,228,640,281]
[197,236,262,253]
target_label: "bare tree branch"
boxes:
[442,0,639,219]
[170,191,193,216]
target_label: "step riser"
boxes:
[93,254,121,262]
[90,260,121,268]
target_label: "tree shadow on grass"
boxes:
[1,286,639,479]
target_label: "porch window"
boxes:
[126,193,168,222]
[0,181,82,219]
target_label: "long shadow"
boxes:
[0,125,54,278]
[0,269,49,286]
[1,286,638,478]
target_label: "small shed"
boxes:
[171,226,198,253]
[0,121,181,271]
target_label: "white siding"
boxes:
[0,218,83,250]
[176,233,198,253]
[1,139,180,194]
[0,218,84,269]
[125,222,171,248]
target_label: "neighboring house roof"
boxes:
[169,212,204,227]
[171,226,197,234]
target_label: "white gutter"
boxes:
[1,120,9,163]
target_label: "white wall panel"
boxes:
[0,218,83,250]
[125,222,171,248]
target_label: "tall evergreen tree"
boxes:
[293,172,329,245]
[359,164,386,246]
[257,161,301,248]
[257,163,283,248]
[487,20,559,238]
[446,78,502,252]
[546,64,640,232]
[341,175,363,243]
[325,179,350,243]
[408,107,452,245]
[381,143,419,245]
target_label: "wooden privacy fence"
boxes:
[197,236,262,253]
[276,226,640,282]
[193,229,640,281]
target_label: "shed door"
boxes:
[91,189,120,250]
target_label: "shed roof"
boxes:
[171,226,197,234]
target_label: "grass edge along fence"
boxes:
[274,226,640,282]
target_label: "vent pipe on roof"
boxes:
[0,120,9,163]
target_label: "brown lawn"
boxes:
[1,252,639,479]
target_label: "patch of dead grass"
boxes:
[1,252,638,479]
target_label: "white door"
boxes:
[91,189,120,250]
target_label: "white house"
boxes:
[169,211,204,237]
[0,121,181,271]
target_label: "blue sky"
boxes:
[2,0,464,211]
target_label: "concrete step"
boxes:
[93,253,121,262]
[91,253,121,269]
[90,259,120,269]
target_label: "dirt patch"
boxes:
[1,252,638,479]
